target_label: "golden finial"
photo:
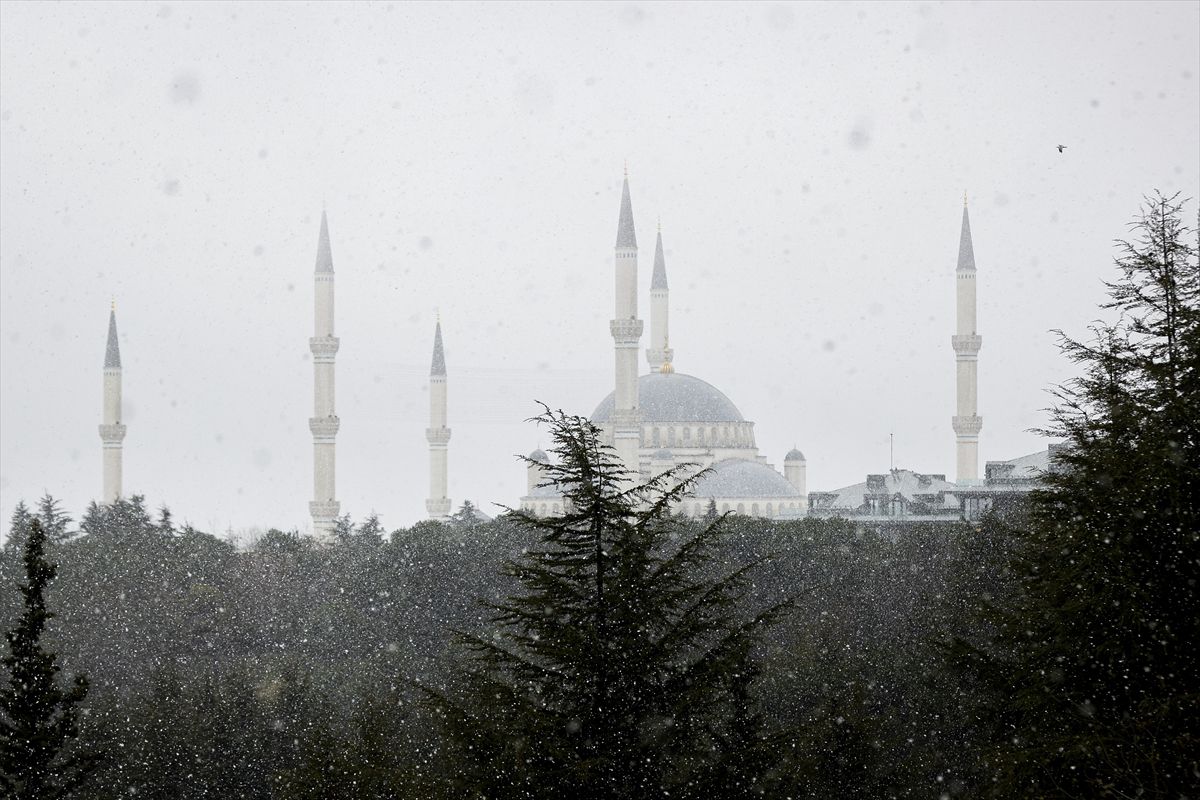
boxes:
[111,297,115,312]
[660,360,674,374]
[624,160,629,179]
[963,190,968,208]
[436,307,441,325]
[657,217,661,234]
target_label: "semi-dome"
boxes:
[528,449,549,463]
[591,372,744,424]
[785,448,806,462]
[691,458,802,498]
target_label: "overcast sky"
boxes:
[1,1,1197,538]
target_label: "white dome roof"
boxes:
[591,372,745,424]
[691,458,801,499]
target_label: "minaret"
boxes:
[309,211,341,537]
[646,223,674,373]
[99,305,126,503]
[784,448,808,511]
[952,194,983,482]
[426,318,451,520]
[611,169,644,479]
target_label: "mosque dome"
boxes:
[528,448,549,463]
[591,372,745,424]
[785,448,806,462]
[692,458,803,498]
[651,448,674,461]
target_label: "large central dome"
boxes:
[591,372,745,424]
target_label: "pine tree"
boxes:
[963,193,1200,797]
[35,495,74,546]
[449,500,483,527]
[434,407,791,799]
[0,520,98,798]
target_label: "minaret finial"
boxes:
[963,190,968,208]
[111,297,115,312]
[624,160,628,179]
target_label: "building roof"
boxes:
[315,210,334,273]
[784,448,805,462]
[591,372,746,424]
[104,309,121,369]
[430,320,446,376]
[616,176,637,249]
[992,448,1051,479]
[526,482,563,498]
[824,469,958,511]
[651,230,668,290]
[957,204,975,272]
[691,458,802,499]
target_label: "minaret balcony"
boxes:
[309,500,341,519]
[309,416,341,439]
[426,427,452,445]
[951,334,982,356]
[952,415,983,436]
[610,319,644,342]
[98,423,127,444]
[309,336,341,360]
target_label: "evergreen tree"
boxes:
[434,407,791,799]
[0,520,98,798]
[35,495,74,546]
[960,193,1200,797]
[449,500,484,528]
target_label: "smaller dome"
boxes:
[785,448,806,462]
[692,458,801,499]
[528,449,549,463]
[651,448,673,461]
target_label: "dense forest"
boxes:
[1,194,1196,798]
[0,491,1013,798]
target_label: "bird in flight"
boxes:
[1057,144,1067,153]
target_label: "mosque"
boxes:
[93,172,1050,535]
[519,174,809,520]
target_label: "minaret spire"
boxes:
[951,199,983,482]
[426,318,451,520]
[611,171,644,478]
[99,306,126,503]
[646,225,674,372]
[309,210,341,536]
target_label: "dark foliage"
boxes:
[431,408,793,799]
[0,519,97,798]
[955,193,1200,797]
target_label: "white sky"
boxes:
[1,1,1197,537]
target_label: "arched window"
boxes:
[766,503,774,516]
[722,503,730,513]
[539,504,547,516]
[553,504,560,515]
[736,503,745,514]
[667,428,676,446]
[652,427,660,447]
[682,427,691,443]
[697,428,705,445]
[710,427,718,445]
[751,503,759,516]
